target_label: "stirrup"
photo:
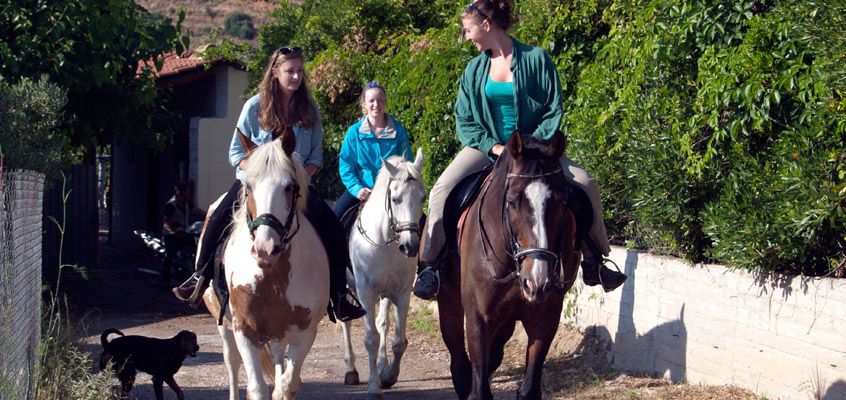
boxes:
[412,266,440,300]
[597,258,626,292]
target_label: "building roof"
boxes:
[138,51,208,79]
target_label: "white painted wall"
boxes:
[191,66,248,209]
[566,246,846,400]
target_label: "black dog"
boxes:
[99,328,199,400]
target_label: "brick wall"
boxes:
[566,246,846,400]
[1,170,44,399]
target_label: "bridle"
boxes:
[356,179,421,247]
[478,158,567,278]
[245,182,301,251]
[503,167,564,267]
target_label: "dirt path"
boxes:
[66,243,758,400]
[67,244,471,399]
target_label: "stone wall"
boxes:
[566,246,846,400]
[0,170,44,399]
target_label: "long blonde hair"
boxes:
[258,48,319,135]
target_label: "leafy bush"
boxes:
[223,12,257,40]
[0,0,188,161]
[212,0,844,275]
[0,76,67,174]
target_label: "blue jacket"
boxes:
[230,94,324,181]
[339,115,412,197]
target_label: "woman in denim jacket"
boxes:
[174,46,365,322]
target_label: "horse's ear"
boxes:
[413,147,424,171]
[236,128,257,155]
[382,157,400,177]
[280,126,296,156]
[507,130,523,157]
[548,130,567,159]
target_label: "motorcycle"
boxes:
[134,221,203,287]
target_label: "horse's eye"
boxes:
[392,196,402,204]
[506,199,516,208]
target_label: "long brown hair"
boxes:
[258,47,319,135]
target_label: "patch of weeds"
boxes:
[408,304,438,337]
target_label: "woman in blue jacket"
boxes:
[333,81,413,220]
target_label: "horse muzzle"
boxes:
[251,238,284,268]
[398,233,420,258]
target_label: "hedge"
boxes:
[209,0,844,275]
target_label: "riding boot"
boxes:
[412,260,442,300]
[581,258,626,292]
[173,180,241,307]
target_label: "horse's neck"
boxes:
[359,187,392,241]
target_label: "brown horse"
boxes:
[435,132,582,400]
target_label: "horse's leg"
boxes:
[341,320,360,385]
[489,318,517,376]
[380,294,409,389]
[268,340,288,400]
[437,285,471,399]
[278,330,317,400]
[233,332,269,400]
[218,325,242,400]
[465,311,495,400]
[375,297,391,387]
[357,288,384,399]
[517,309,562,400]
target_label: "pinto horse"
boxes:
[435,132,581,400]
[340,149,426,399]
[203,131,329,400]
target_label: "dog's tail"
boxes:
[100,328,124,349]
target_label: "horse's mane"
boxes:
[231,139,309,233]
[370,155,422,197]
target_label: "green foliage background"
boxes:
[209,0,844,275]
[0,0,189,170]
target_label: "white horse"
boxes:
[341,149,426,399]
[203,133,329,400]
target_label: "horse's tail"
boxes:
[261,344,274,382]
[100,328,124,349]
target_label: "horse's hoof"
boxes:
[343,370,359,385]
[379,372,398,389]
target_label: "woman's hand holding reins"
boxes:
[358,188,372,201]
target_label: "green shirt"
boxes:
[484,77,517,143]
[455,37,564,157]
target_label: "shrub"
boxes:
[0,76,67,175]
[226,0,845,275]
[223,12,257,40]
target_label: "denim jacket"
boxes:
[230,94,324,181]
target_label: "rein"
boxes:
[356,179,420,247]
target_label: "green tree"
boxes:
[0,0,189,162]
[223,12,257,40]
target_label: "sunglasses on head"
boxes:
[278,46,302,55]
[366,80,381,89]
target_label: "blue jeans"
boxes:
[332,191,360,220]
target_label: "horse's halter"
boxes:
[245,182,301,250]
[356,178,421,247]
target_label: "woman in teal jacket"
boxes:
[412,0,626,300]
[333,82,413,220]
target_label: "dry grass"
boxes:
[407,298,761,399]
[135,0,279,48]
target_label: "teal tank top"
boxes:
[484,76,517,144]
